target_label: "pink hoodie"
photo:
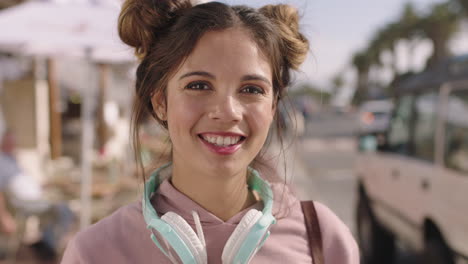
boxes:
[61,180,359,263]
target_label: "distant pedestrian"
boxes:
[62,0,359,263]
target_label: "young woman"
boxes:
[61,0,359,263]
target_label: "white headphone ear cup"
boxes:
[222,209,263,263]
[161,212,207,263]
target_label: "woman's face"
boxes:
[155,27,275,176]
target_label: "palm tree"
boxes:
[349,1,462,103]
[398,2,424,72]
[371,22,402,75]
[352,51,372,103]
[358,5,418,91]
[399,3,421,36]
[453,0,468,14]
[420,2,460,68]
[331,72,344,101]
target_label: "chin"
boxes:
[203,160,249,179]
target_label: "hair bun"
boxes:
[259,4,309,70]
[118,0,191,60]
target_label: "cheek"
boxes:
[247,103,274,135]
[166,95,204,133]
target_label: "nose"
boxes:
[208,95,242,123]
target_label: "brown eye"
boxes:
[186,82,210,90]
[241,86,264,94]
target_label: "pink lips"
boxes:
[198,132,246,155]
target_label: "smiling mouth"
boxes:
[198,134,246,147]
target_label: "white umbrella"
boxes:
[0,1,134,229]
[0,1,132,62]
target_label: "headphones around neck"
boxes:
[142,163,276,264]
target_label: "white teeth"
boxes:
[201,135,242,146]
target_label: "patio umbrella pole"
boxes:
[97,63,108,150]
[80,48,95,229]
[47,57,62,159]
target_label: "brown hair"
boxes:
[118,0,309,185]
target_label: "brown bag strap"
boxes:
[301,200,324,264]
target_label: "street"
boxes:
[294,137,357,234]
[286,112,419,264]
[283,112,359,233]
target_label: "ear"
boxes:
[150,94,167,121]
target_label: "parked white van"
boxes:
[356,55,468,264]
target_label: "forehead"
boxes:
[176,28,272,77]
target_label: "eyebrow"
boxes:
[179,71,272,86]
[179,71,215,80]
[241,74,272,86]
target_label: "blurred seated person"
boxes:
[0,130,74,261]
[0,130,19,236]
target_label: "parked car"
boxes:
[357,99,394,136]
[356,55,468,264]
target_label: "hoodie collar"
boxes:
[151,179,264,226]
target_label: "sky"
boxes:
[225,0,468,92]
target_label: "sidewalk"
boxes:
[265,134,322,201]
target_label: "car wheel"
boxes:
[357,193,395,264]
[421,236,454,264]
